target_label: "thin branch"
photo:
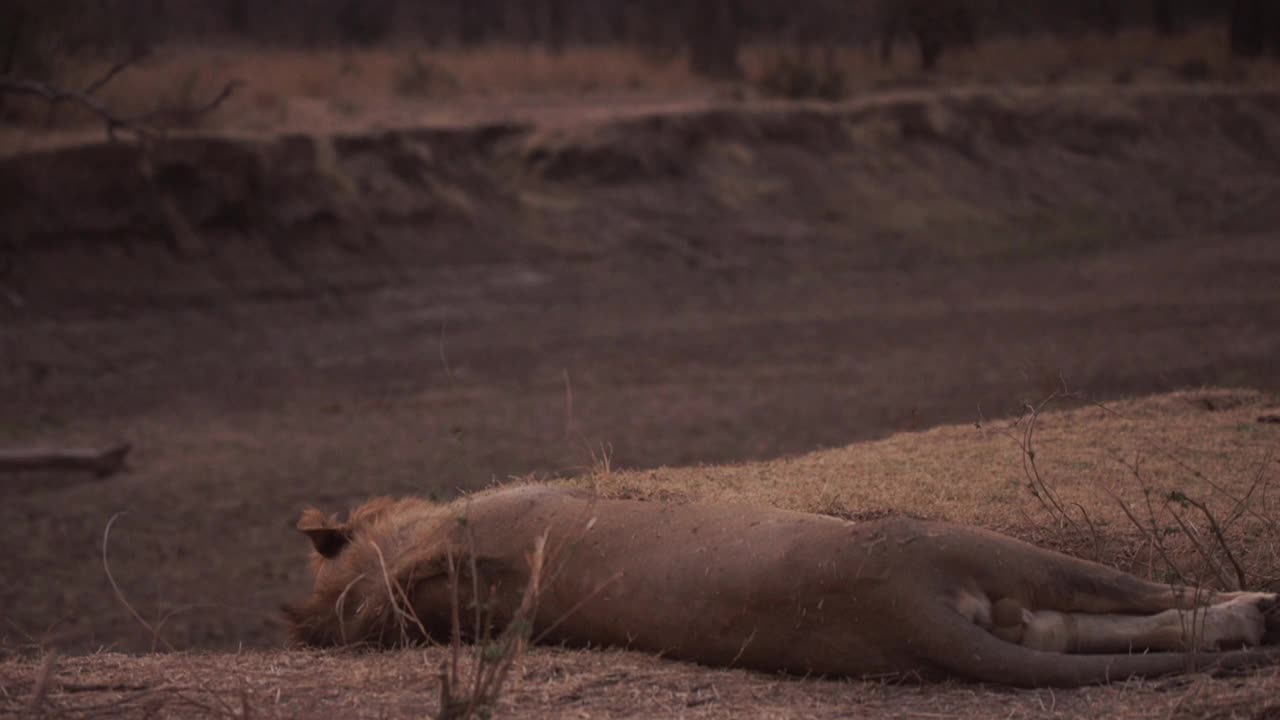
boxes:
[0,64,241,143]
[1174,492,1248,591]
[0,75,150,141]
[1,8,24,78]
[1102,455,1194,588]
[991,389,1081,530]
[1164,501,1234,591]
[132,79,244,128]
[82,52,150,96]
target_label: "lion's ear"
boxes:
[297,508,351,558]
[301,527,350,558]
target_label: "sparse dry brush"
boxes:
[995,389,1280,607]
[434,527,548,720]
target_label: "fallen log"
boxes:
[0,443,131,477]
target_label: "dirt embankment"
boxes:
[5,87,1280,306]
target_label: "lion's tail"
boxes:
[916,602,1280,688]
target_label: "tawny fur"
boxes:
[286,484,1280,687]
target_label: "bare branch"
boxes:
[1098,467,1193,589]
[0,56,241,143]
[0,442,131,477]
[82,51,151,96]
[990,388,1082,530]
[0,75,150,141]
[1164,501,1235,591]
[132,79,244,128]
[1175,492,1249,591]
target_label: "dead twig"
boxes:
[132,79,243,129]
[1097,468,1193,589]
[1168,490,1248,591]
[0,442,131,477]
[986,385,1083,532]
[1,74,148,141]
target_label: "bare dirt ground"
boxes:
[3,80,1280,717]
[3,645,1277,719]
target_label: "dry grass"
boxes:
[5,647,1280,719]
[434,531,547,720]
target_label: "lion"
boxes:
[285,484,1280,687]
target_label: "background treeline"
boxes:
[4,1,1279,77]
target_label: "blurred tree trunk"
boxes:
[637,0,680,52]
[1087,0,1119,35]
[883,2,976,73]
[879,6,901,65]
[546,0,567,55]
[124,0,165,55]
[225,0,250,34]
[1152,0,1177,34]
[605,2,629,43]
[916,33,943,72]
[0,7,21,115]
[687,0,740,79]
[458,0,489,47]
[2,7,24,75]
[1230,0,1279,57]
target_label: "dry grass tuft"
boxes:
[1169,672,1280,719]
[435,530,548,720]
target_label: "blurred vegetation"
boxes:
[0,0,1275,85]
[757,51,849,100]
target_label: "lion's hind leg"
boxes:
[985,593,1274,654]
[969,531,1267,615]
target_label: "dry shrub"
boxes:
[436,530,548,720]
[756,51,849,101]
[995,389,1280,594]
[393,53,460,98]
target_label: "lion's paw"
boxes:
[1200,592,1275,650]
